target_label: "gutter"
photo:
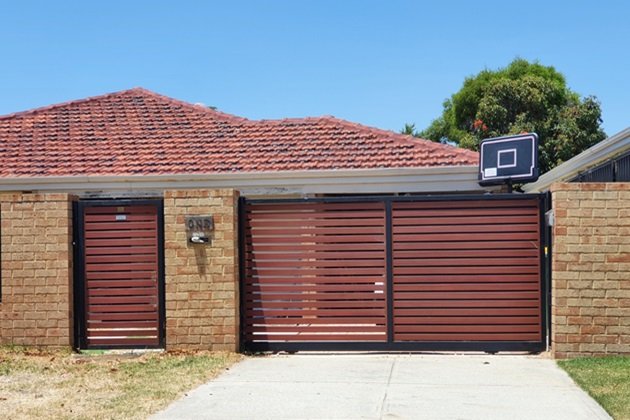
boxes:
[0,166,488,196]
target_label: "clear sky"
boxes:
[1,1,628,136]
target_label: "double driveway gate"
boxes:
[240,194,548,352]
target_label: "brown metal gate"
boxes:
[242,202,388,344]
[74,200,164,349]
[241,195,547,352]
[391,199,542,343]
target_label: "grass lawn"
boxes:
[558,356,630,420]
[0,346,241,420]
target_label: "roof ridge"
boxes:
[0,87,144,121]
[0,87,250,124]
[319,115,479,158]
[256,116,323,124]
[130,88,250,123]
[236,114,477,159]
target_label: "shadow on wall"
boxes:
[192,241,210,276]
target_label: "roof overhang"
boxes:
[0,166,491,197]
[523,127,630,193]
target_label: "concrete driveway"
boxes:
[152,354,610,420]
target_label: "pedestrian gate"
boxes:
[74,200,165,349]
[240,195,547,352]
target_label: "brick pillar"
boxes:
[0,193,74,347]
[163,189,239,351]
[551,182,630,358]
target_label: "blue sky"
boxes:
[1,1,628,136]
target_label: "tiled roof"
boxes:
[0,88,478,177]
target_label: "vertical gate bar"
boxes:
[156,200,166,349]
[72,200,85,350]
[538,193,547,347]
[237,197,248,352]
[542,192,552,350]
[80,202,89,350]
[385,200,394,344]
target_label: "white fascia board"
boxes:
[523,127,630,193]
[0,166,492,196]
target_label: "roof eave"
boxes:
[0,165,489,196]
[523,127,630,193]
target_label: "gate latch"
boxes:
[545,209,554,227]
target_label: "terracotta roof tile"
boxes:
[0,88,478,177]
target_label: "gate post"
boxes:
[385,200,394,344]
[163,189,240,351]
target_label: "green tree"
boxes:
[418,59,606,173]
[401,123,420,136]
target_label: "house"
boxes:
[0,88,481,196]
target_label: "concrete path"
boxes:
[152,354,610,420]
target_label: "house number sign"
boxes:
[185,215,213,244]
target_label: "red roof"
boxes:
[0,88,478,177]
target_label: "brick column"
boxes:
[163,189,239,351]
[551,182,630,358]
[0,193,74,347]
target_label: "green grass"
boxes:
[558,356,630,420]
[78,349,107,356]
[0,347,241,419]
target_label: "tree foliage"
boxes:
[401,123,420,136]
[417,59,606,173]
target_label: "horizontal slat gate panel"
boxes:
[393,200,538,209]
[394,308,540,316]
[393,241,540,251]
[86,338,159,346]
[242,334,385,341]
[244,201,388,343]
[392,199,542,343]
[245,309,386,317]
[87,312,160,321]
[83,205,160,348]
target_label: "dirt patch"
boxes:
[0,347,242,419]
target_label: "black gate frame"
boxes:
[239,193,550,353]
[73,199,166,350]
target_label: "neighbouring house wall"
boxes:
[0,193,74,347]
[163,189,239,351]
[551,182,630,358]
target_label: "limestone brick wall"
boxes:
[163,189,239,351]
[0,193,74,346]
[551,182,630,358]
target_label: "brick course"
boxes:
[0,193,74,346]
[163,189,239,351]
[551,182,630,358]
